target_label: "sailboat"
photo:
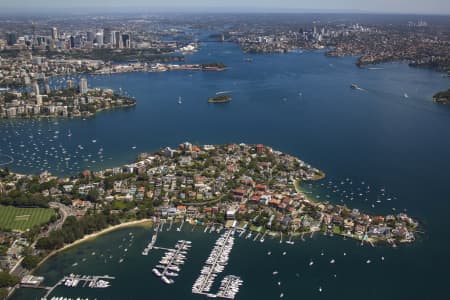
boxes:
[178,96,182,104]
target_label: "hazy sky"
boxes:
[2,0,450,14]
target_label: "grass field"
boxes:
[0,205,56,231]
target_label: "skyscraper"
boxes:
[87,31,95,42]
[115,31,123,49]
[32,81,40,95]
[103,28,113,45]
[95,31,104,47]
[122,33,131,48]
[7,32,17,46]
[79,77,88,94]
[51,27,58,40]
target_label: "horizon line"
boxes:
[0,7,449,17]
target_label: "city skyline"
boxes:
[1,0,450,15]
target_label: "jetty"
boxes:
[37,274,115,299]
[192,229,243,299]
[152,240,192,284]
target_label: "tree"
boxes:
[0,288,8,300]
[0,271,19,288]
[86,190,99,202]
[21,255,41,270]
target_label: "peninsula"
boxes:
[432,88,450,104]
[0,78,136,118]
[0,142,419,296]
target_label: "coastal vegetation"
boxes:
[35,214,120,251]
[0,271,18,289]
[208,94,232,103]
[433,88,450,104]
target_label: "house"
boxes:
[255,183,267,191]
[233,189,246,201]
[71,199,93,208]
[176,205,187,214]
[226,208,236,220]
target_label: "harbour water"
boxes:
[4,40,450,299]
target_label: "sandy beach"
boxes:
[35,218,153,269]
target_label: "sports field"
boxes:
[0,205,56,231]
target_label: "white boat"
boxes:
[330,259,335,264]
[309,260,314,266]
[178,96,182,104]
[272,271,278,275]
[152,268,162,277]
[404,93,409,98]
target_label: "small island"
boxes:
[432,88,450,104]
[0,77,136,118]
[208,94,232,103]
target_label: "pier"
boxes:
[39,274,115,299]
[152,240,192,284]
[192,229,243,299]
[142,223,159,255]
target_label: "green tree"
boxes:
[21,255,41,270]
[0,271,19,288]
[0,288,8,300]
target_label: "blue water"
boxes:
[4,41,450,299]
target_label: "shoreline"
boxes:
[34,218,152,270]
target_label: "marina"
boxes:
[192,229,243,299]
[32,274,116,300]
[151,239,192,284]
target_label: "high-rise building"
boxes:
[36,95,43,106]
[32,81,40,95]
[114,31,123,49]
[79,77,88,94]
[7,32,17,46]
[51,27,58,40]
[44,83,51,94]
[95,31,104,47]
[122,33,131,48]
[103,28,113,45]
[87,31,95,42]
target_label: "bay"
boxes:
[4,41,450,299]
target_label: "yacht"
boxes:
[178,96,182,104]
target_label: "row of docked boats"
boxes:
[152,240,192,284]
[192,230,243,298]
[216,275,243,299]
[48,297,89,300]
